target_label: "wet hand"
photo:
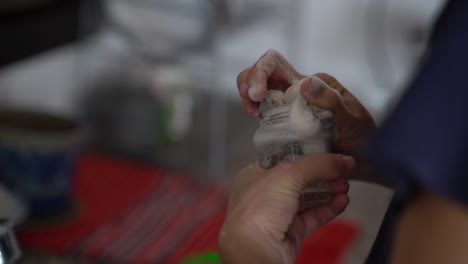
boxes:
[219,154,355,264]
[237,49,376,156]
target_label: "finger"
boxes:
[312,73,346,94]
[299,193,350,236]
[240,99,259,117]
[237,68,252,99]
[327,179,350,194]
[300,77,357,130]
[305,179,349,195]
[247,49,300,102]
[313,73,370,117]
[276,153,355,189]
[300,76,346,113]
[246,59,273,102]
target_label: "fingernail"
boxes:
[248,83,263,102]
[339,155,356,170]
[306,78,325,99]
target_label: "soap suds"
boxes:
[259,90,287,114]
[255,79,335,168]
[254,77,336,210]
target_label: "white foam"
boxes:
[254,78,333,166]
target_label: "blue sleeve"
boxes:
[364,0,468,205]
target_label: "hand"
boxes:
[219,154,355,264]
[237,49,306,116]
[237,49,376,156]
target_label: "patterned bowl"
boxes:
[0,108,83,219]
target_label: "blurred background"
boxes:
[0,0,447,263]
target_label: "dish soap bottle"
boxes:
[253,77,335,211]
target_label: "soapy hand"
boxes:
[219,154,355,264]
[237,49,376,156]
[237,49,306,116]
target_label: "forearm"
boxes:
[391,190,468,264]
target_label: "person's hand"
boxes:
[237,49,306,116]
[237,49,376,156]
[219,154,355,264]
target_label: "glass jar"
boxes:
[253,80,335,211]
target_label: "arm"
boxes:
[391,189,468,264]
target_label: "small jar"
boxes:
[253,79,335,211]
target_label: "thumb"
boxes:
[283,153,355,190]
[300,77,354,127]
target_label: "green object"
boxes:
[179,251,222,264]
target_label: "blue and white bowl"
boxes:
[0,108,83,219]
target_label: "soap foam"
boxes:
[255,79,334,168]
[254,78,336,209]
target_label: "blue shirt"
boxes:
[364,1,468,263]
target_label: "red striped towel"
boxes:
[17,154,227,264]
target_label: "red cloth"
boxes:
[295,220,358,264]
[17,154,163,253]
[17,153,357,264]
